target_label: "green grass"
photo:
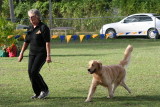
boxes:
[1,38,160,107]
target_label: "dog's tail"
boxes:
[119,45,133,68]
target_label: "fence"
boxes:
[13,15,160,41]
[3,15,160,45]
[16,16,125,35]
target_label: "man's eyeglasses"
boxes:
[28,16,36,19]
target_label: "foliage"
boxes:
[2,0,160,34]
[0,18,17,46]
[111,0,160,16]
[32,1,49,18]
[52,0,110,32]
[14,1,49,25]
[14,2,31,20]
[1,0,10,18]
[52,0,109,18]
[2,0,160,20]
[0,18,26,47]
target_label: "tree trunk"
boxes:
[0,0,2,14]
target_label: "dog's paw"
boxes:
[107,96,111,99]
[107,95,113,99]
[85,99,92,102]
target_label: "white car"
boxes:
[100,13,160,39]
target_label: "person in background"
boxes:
[6,44,17,57]
[0,45,8,57]
[18,9,52,99]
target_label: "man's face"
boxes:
[28,13,39,26]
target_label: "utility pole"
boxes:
[0,0,2,13]
[9,0,15,22]
[49,0,53,35]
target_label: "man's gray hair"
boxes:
[28,9,41,19]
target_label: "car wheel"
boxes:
[105,29,116,38]
[147,28,159,39]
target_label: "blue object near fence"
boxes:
[100,34,105,39]
[86,35,91,40]
[60,35,65,42]
[72,35,78,41]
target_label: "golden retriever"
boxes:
[85,45,133,102]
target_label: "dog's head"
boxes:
[88,60,102,74]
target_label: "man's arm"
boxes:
[46,42,52,63]
[18,42,29,62]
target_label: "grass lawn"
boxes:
[1,38,160,107]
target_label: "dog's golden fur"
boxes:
[85,45,133,102]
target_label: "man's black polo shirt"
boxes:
[25,22,50,55]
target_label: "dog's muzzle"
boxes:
[88,69,96,74]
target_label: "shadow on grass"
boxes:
[52,53,108,57]
[23,53,114,57]
[101,95,160,102]
[46,95,160,102]
[52,38,160,49]
[1,95,160,106]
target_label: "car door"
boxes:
[135,15,154,35]
[115,15,140,35]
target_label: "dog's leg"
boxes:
[85,81,98,102]
[107,84,114,98]
[120,81,131,93]
[112,83,119,94]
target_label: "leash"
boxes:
[47,63,51,71]
[53,61,86,68]
[46,61,86,72]
[47,61,64,72]
[53,61,65,64]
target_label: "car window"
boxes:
[138,15,152,22]
[123,16,139,23]
[153,14,160,20]
[123,15,153,23]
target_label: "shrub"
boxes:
[0,18,17,47]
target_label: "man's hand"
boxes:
[18,53,23,62]
[46,55,52,63]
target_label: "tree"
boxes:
[0,0,2,14]
[9,0,15,22]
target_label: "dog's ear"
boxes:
[97,61,102,70]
